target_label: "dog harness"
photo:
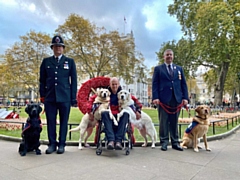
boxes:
[91,103,101,114]
[92,102,110,114]
[185,121,199,134]
[21,118,42,136]
[129,104,136,112]
[195,115,206,120]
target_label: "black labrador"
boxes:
[18,103,42,156]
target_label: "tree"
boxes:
[168,1,240,106]
[3,31,51,100]
[156,38,198,79]
[55,14,145,83]
[0,63,9,103]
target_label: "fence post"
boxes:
[179,124,182,138]
[69,124,72,140]
[212,122,215,135]
[181,108,183,119]
[21,123,25,130]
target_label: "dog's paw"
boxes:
[141,143,147,147]
[19,152,26,156]
[151,144,155,149]
[36,149,41,155]
[84,143,90,148]
[78,143,84,150]
[180,143,188,149]
[78,146,83,150]
[194,148,199,152]
[206,148,211,151]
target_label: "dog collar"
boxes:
[196,115,206,120]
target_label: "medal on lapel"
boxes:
[173,66,176,76]
[178,70,181,80]
[64,61,69,69]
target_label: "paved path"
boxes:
[0,128,240,180]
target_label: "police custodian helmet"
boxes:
[50,35,65,49]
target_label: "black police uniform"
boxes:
[39,36,77,150]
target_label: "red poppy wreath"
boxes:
[77,76,110,114]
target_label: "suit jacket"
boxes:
[39,55,77,103]
[152,63,188,104]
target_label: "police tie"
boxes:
[168,64,173,77]
[56,56,59,63]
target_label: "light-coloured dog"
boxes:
[69,88,117,149]
[117,89,157,148]
[180,105,211,152]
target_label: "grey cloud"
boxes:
[1,0,183,68]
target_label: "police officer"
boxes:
[39,35,77,154]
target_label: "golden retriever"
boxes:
[180,105,211,152]
[117,89,157,148]
[69,88,117,149]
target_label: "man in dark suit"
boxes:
[152,49,188,151]
[39,35,77,154]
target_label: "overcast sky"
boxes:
[0,0,183,68]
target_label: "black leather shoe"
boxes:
[161,145,168,151]
[172,145,183,151]
[115,142,123,150]
[57,146,65,154]
[107,141,114,150]
[45,146,56,154]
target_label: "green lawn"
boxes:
[0,106,239,142]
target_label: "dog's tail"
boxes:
[69,125,81,132]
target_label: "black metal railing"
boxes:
[1,114,240,141]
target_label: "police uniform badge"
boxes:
[55,36,60,43]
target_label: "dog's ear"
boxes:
[97,89,101,96]
[107,89,111,96]
[127,93,130,101]
[195,106,201,114]
[117,91,121,99]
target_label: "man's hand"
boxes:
[88,112,94,121]
[152,99,160,105]
[182,99,188,106]
[40,97,44,103]
[71,100,77,107]
[136,111,141,120]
